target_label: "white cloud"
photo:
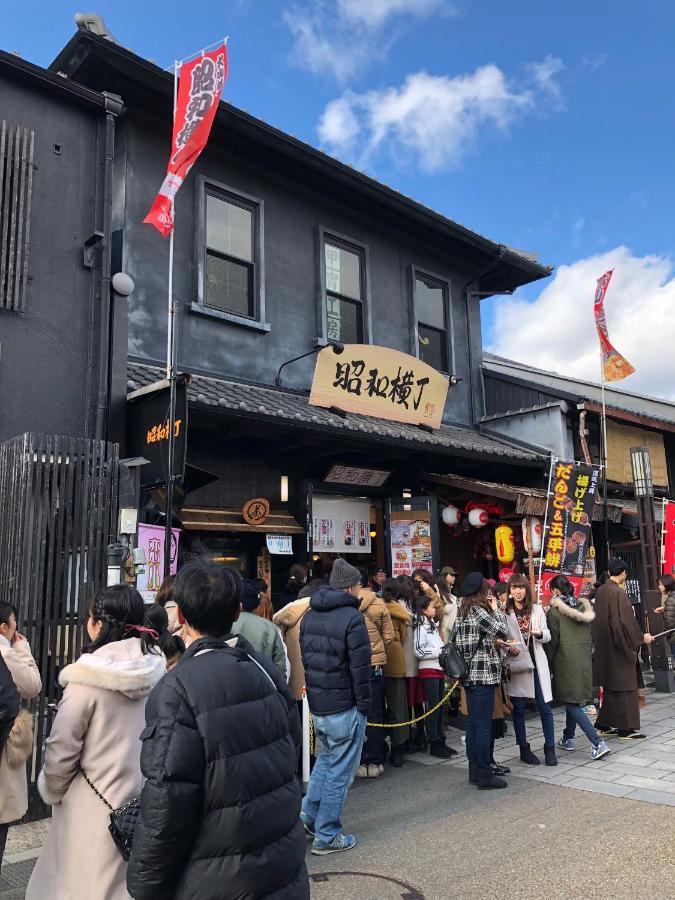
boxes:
[283,0,451,82]
[487,246,675,401]
[527,54,565,109]
[338,0,448,28]
[318,58,562,172]
[582,52,609,72]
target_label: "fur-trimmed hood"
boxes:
[59,638,166,700]
[550,595,595,624]
[384,598,411,624]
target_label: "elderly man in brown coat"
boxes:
[592,559,653,740]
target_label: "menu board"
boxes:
[312,495,371,555]
[390,510,433,577]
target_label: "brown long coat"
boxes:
[592,580,643,691]
[382,599,411,678]
[359,589,395,666]
[27,639,165,900]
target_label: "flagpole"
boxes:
[164,60,179,579]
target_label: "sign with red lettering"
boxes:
[662,500,675,575]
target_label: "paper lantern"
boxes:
[468,507,488,528]
[499,567,514,583]
[442,505,462,526]
[495,524,515,564]
[521,516,543,554]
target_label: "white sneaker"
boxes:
[356,765,369,778]
[584,705,597,717]
[367,764,384,778]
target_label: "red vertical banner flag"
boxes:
[662,500,675,575]
[144,43,228,236]
[593,269,635,382]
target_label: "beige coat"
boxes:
[273,596,311,701]
[382,600,411,678]
[0,639,42,824]
[27,639,165,900]
[358,589,395,667]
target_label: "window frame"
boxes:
[193,176,269,332]
[410,266,454,374]
[317,227,371,347]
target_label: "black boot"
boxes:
[492,762,511,776]
[544,744,558,767]
[519,743,540,765]
[414,729,428,753]
[389,747,405,767]
[468,762,478,784]
[429,741,453,759]
[477,766,508,790]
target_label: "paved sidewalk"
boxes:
[421,687,675,805]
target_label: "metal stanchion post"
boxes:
[302,689,310,785]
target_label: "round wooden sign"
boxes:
[242,497,271,526]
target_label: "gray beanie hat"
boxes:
[330,557,362,590]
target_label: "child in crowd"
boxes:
[413,594,455,759]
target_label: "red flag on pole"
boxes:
[593,269,635,382]
[144,43,228,236]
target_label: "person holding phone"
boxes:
[503,574,556,766]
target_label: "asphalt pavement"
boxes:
[306,756,675,900]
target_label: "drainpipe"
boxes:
[94,93,124,442]
[463,247,506,425]
[578,408,593,464]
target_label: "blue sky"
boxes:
[5,1,675,398]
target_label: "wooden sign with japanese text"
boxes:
[309,344,448,429]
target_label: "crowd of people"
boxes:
[0,552,666,898]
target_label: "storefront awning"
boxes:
[421,473,625,523]
[181,506,305,533]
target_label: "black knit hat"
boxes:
[461,571,485,597]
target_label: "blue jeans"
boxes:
[302,707,367,844]
[511,669,555,748]
[464,683,496,771]
[563,703,601,748]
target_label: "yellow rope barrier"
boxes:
[308,680,461,756]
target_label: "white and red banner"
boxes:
[144,43,228,236]
[593,269,635,382]
[662,500,675,575]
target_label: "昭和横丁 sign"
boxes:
[309,344,449,429]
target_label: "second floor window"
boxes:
[415,272,449,372]
[205,190,256,318]
[324,238,364,344]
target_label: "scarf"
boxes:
[515,611,531,637]
[559,593,579,609]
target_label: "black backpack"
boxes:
[0,653,20,755]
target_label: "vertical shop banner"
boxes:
[540,460,600,595]
[136,524,180,601]
[662,500,675,575]
[390,510,433,577]
[144,43,228,236]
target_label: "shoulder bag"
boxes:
[504,613,534,675]
[80,769,140,862]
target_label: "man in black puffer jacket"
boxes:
[127,561,308,900]
[300,557,371,856]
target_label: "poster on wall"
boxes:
[136,524,180,602]
[312,495,371,555]
[539,460,600,596]
[390,510,433,577]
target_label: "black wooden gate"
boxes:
[0,433,118,817]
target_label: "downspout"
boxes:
[463,247,505,426]
[94,93,124,441]
[578,408,593,464]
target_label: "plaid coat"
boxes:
[451,605,507,686]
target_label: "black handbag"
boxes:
[81,769,141,862]
[438,642,469,681]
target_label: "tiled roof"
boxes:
[127,362,544,464]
